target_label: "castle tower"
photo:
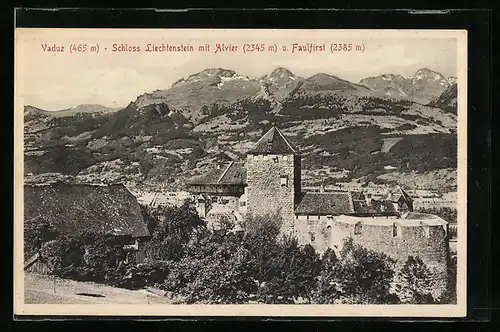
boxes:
[246,126,301,235]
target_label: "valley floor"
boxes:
[24,273,173,304]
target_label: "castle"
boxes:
[188,126,450,298]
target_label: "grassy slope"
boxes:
[24,273,172,304]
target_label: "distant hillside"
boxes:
[428,83,458,114]
[24,67,458,191]
[296,73,372,96]
[26,104,122,118]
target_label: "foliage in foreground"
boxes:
[26,201,454,304]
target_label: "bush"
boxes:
[315,237,397,304]
[24,217,61,260]
[394,256,436,304]
[440,254,457,304]
[144,200,206,261]
[255,236,321,304]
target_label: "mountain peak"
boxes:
[414,68,446,80]
[198,68,237,77]
[269,67,295,79]
[415,67,436,74]
[172,68,239,88]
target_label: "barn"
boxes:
[24,181,151,273]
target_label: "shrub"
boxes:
[255,236,322,304]
[24,217,61,260]
[394,256,436,304]
[440,254,457,304]
[323,238,397,304]
[145,200,206,261]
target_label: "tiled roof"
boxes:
[24,182,150,238]
[295,192,354,215]
[353,199,397,214]
[189,161,247,186]
[248,126,298,155]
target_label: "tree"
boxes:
[440,254,457,304]
[69,232,127,283]
[312,248,341,304]
[24,217,61,259]
[395,256,435,304]
[162,229,256,304]
[140,204,159,235]
[145,200,206,261]
[182,241,256,304]
[255,236,321,304]
[331,238,397,304]
[242,213,282,285]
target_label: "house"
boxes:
[24,181,150,272]
[187,161,247,217]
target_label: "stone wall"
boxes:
[294,215,333,253]
[246,154,297,235]
[329,220,450,299]
[293,216,449,298]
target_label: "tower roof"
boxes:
[248,126,298,155]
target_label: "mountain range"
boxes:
[24,67,459,191]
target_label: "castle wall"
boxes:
[246,154,297,235]
[294,215,333,253]
[328,220,450,299]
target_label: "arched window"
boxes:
[280,175,288,187]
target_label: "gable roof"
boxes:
[24,182,150,238]
[352,199,397,214]
[295,192,354,215]
[248,126,299,155]
[189,161,247,186]
[384,186,414,203]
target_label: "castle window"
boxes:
[240,201,246,207]
[211,196,218,203]
[392,223,399,237]
[354,221,363,235]
[280,175,288,187]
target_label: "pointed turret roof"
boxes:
[248,126,299,155]
[397,185,414,202]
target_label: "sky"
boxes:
[16,29,464,111]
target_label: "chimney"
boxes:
[216,163,221,170]
[320,184,325,193]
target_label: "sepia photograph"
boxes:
[14,28,467,316]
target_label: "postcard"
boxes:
[14,28,467,317]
